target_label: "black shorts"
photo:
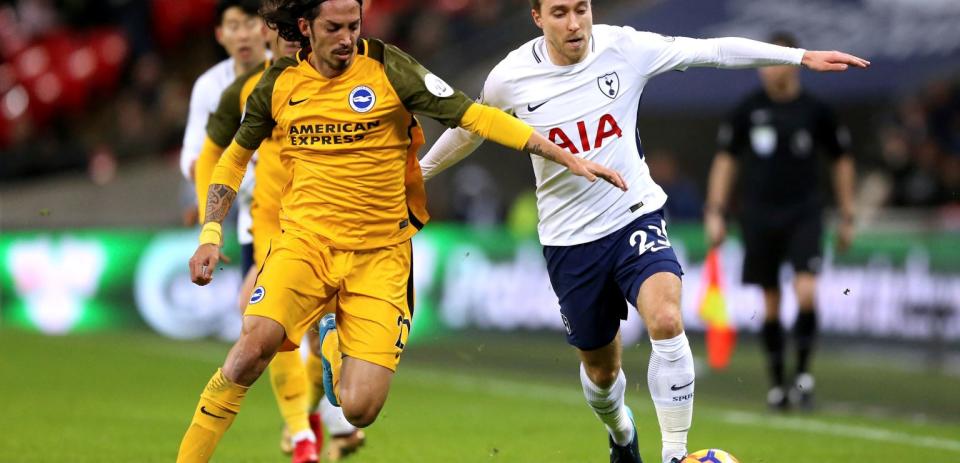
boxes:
[543,210,684,351]
[740,211,823,288]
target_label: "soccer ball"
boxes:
[683,449,739,463]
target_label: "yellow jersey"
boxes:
[231,39,471,250]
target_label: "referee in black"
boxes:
[704,32,857,411]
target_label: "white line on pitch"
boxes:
[721,411,960,453]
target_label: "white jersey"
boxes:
[478,25,803,246]
[181,58,256,245]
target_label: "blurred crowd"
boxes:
[873,77,960,208]
[0,0,525,185]
[1,0,958,221]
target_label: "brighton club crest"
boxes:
[597,72,620,99]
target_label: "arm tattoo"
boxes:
[205,184,237,224]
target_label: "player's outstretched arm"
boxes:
[801,51,870,72]
[189,140,254,286]
[525,131,627,191]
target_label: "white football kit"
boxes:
[422,25,803,246]
[181,58,256,245]
[421,25,805,463]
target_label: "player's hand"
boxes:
[189,243,221,286]
[835,219,854,254]
[569,157,629,191]
[801,51,870,72]
[705,210,726,248]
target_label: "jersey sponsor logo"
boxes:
[424,73,455,98]
[349,86,376,113]
[597,72,620,99]
[289,97,308,106]
[547,114,623,154]
[288,120,380,146]
[249,286,266,304]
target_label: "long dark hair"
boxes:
[260,0,363,48]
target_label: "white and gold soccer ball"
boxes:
[683,449,740,463]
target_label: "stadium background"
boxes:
[1,0,958,461]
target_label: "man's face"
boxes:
[759,64,799,89]
[299,0,362,76]
[216,7,268,67]
[266,27,301,59]
[532,0,593,64]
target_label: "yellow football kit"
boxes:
[209,39,463,370]
[180,38,535,462]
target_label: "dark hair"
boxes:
[216,0,262,24]
[261,0,363,48]
[529,0,541,11]
[768,31,799,49]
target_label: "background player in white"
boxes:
[180,0,266,283]
[420,1,868,462]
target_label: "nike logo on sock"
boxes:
[200,406,226,420]
[670,379,695,391]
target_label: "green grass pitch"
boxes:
[1,328,958,462]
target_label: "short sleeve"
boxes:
[383,43,475,128]
[234,59,293,150]
[815,103,850,159]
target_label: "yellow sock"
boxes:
[268,350,311,435]
[176,369,249,463]
[320,329,343,404]
[305,349,326,412]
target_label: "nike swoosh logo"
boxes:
[283,393,303,401]
[670,380,695,391]
[200,406,226,420]
[289,98,308,106]
[527,100,551,112]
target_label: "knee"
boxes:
[583,363,620,389]
[340,399,382,428]
[647,307,683,339]
[794,276,817,309]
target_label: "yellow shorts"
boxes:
[245,228,413,371]
[250,206,282,269]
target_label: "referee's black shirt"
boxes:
[717,90,850,218]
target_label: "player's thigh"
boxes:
[740,221,785,289]
[336,241,414,372]
[543,242,623,352]
[636,272,683,339]
[246,231,338,347]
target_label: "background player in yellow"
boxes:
[176,0,626,461]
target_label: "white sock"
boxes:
[321,396,357,436]
[580,363,634,446]
[291,429,315,444]
[648,333,695,463]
